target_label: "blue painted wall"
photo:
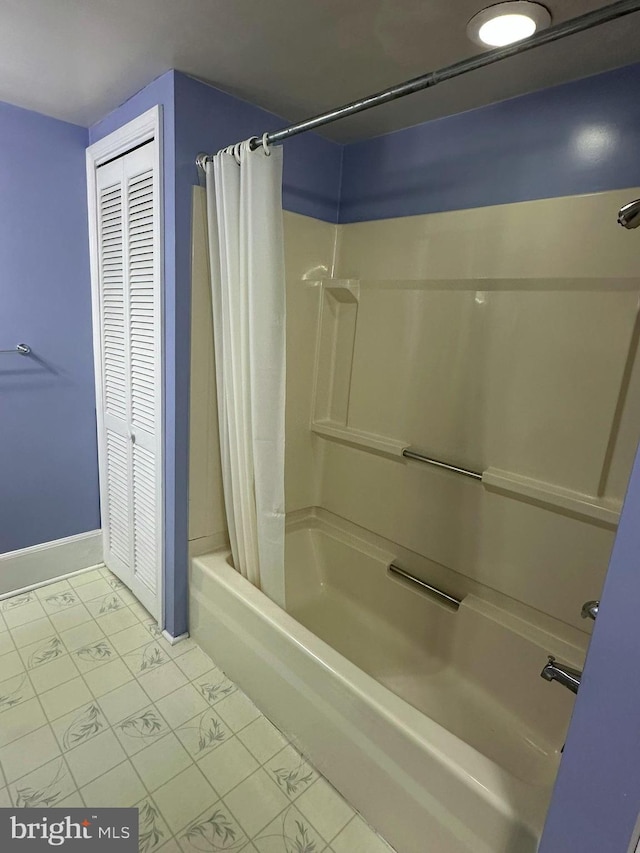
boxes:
[0,101,99,554]
[339,61,640,223]
[540,440,640,853]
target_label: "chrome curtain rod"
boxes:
[195,0,640,164]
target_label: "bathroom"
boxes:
[2,2,640,852]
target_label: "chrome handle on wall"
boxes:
[0,343,30,355]
[581,600,599,621]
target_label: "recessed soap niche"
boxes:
[309,278,640,527]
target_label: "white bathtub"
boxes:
[189,514,583,853]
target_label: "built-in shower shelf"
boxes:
[483,468,621,527]
[311,420,406,458]
[310,421,621,527]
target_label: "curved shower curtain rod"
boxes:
[196,0,640,167]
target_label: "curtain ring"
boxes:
[234,143,243,164]
[262,133,271,156]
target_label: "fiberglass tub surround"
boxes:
[188,187,640,853]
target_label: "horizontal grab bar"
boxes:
[389,563,462,609]
[0,343,30,355]
[402,448,482,480]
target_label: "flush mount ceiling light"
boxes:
[467,2,551,48]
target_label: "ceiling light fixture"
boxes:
[467,2,551,49]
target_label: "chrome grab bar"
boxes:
[389,563,462,609]
[0,343,30,355]
[402,448,482,481]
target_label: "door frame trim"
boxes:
[86,105,165,627]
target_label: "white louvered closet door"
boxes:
[95,142,162,620]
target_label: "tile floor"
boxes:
[0,566,394,853]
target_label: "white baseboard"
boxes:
[0,530,103,596]
[162,629,190,645]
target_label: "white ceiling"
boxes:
[1,0,639,142]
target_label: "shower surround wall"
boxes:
[190,60,640,636]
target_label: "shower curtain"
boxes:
[204,140,286,607]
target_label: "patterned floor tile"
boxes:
[194,669,237,707]
[51,700,108,753]
[252,804,324,853]
[0,629,16,657]
[197,736,259,796]
[122,641,171,676]
[237,718,288,765]
[64,729,127,788]
[10,616,57,648]
[178,800,247,853]
[59,619,105,654]
[19,634,65,670]
[155,683,208,729]
[1,571,395,852]
[10,756,76,808]
[0,723,62,783]
[174,646,216,680]
[39,677,94,723]
[95,606,139,636]
[40,587,80,615]
[113,703,171,757]
[74,578,114,603]
[84,658,133,698]
[2,597,47,629]
[0,697,48,748]
[152,765,218,835]
[136,661,188,702]
[264,745,317,802]
[81,759,147,808]
[137,797,172,853]
[85,592,128,620]
[131,732,193,792]
[214,690,262,733]
[72,637,117,672]
[1,650,26,679]
[97,680,153,726]
[48,603,94,633]
[222,769,290,838]
[111,623,155,655]
[0,671,34,713]
[35,578,74,601]
[294,778,355,844]
[28,655,80,694]
[174,707,231,760]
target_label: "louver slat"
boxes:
[127,172,156,436]
[132,443,157,592]
[99,183,126,421]
[106,431,131,567]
